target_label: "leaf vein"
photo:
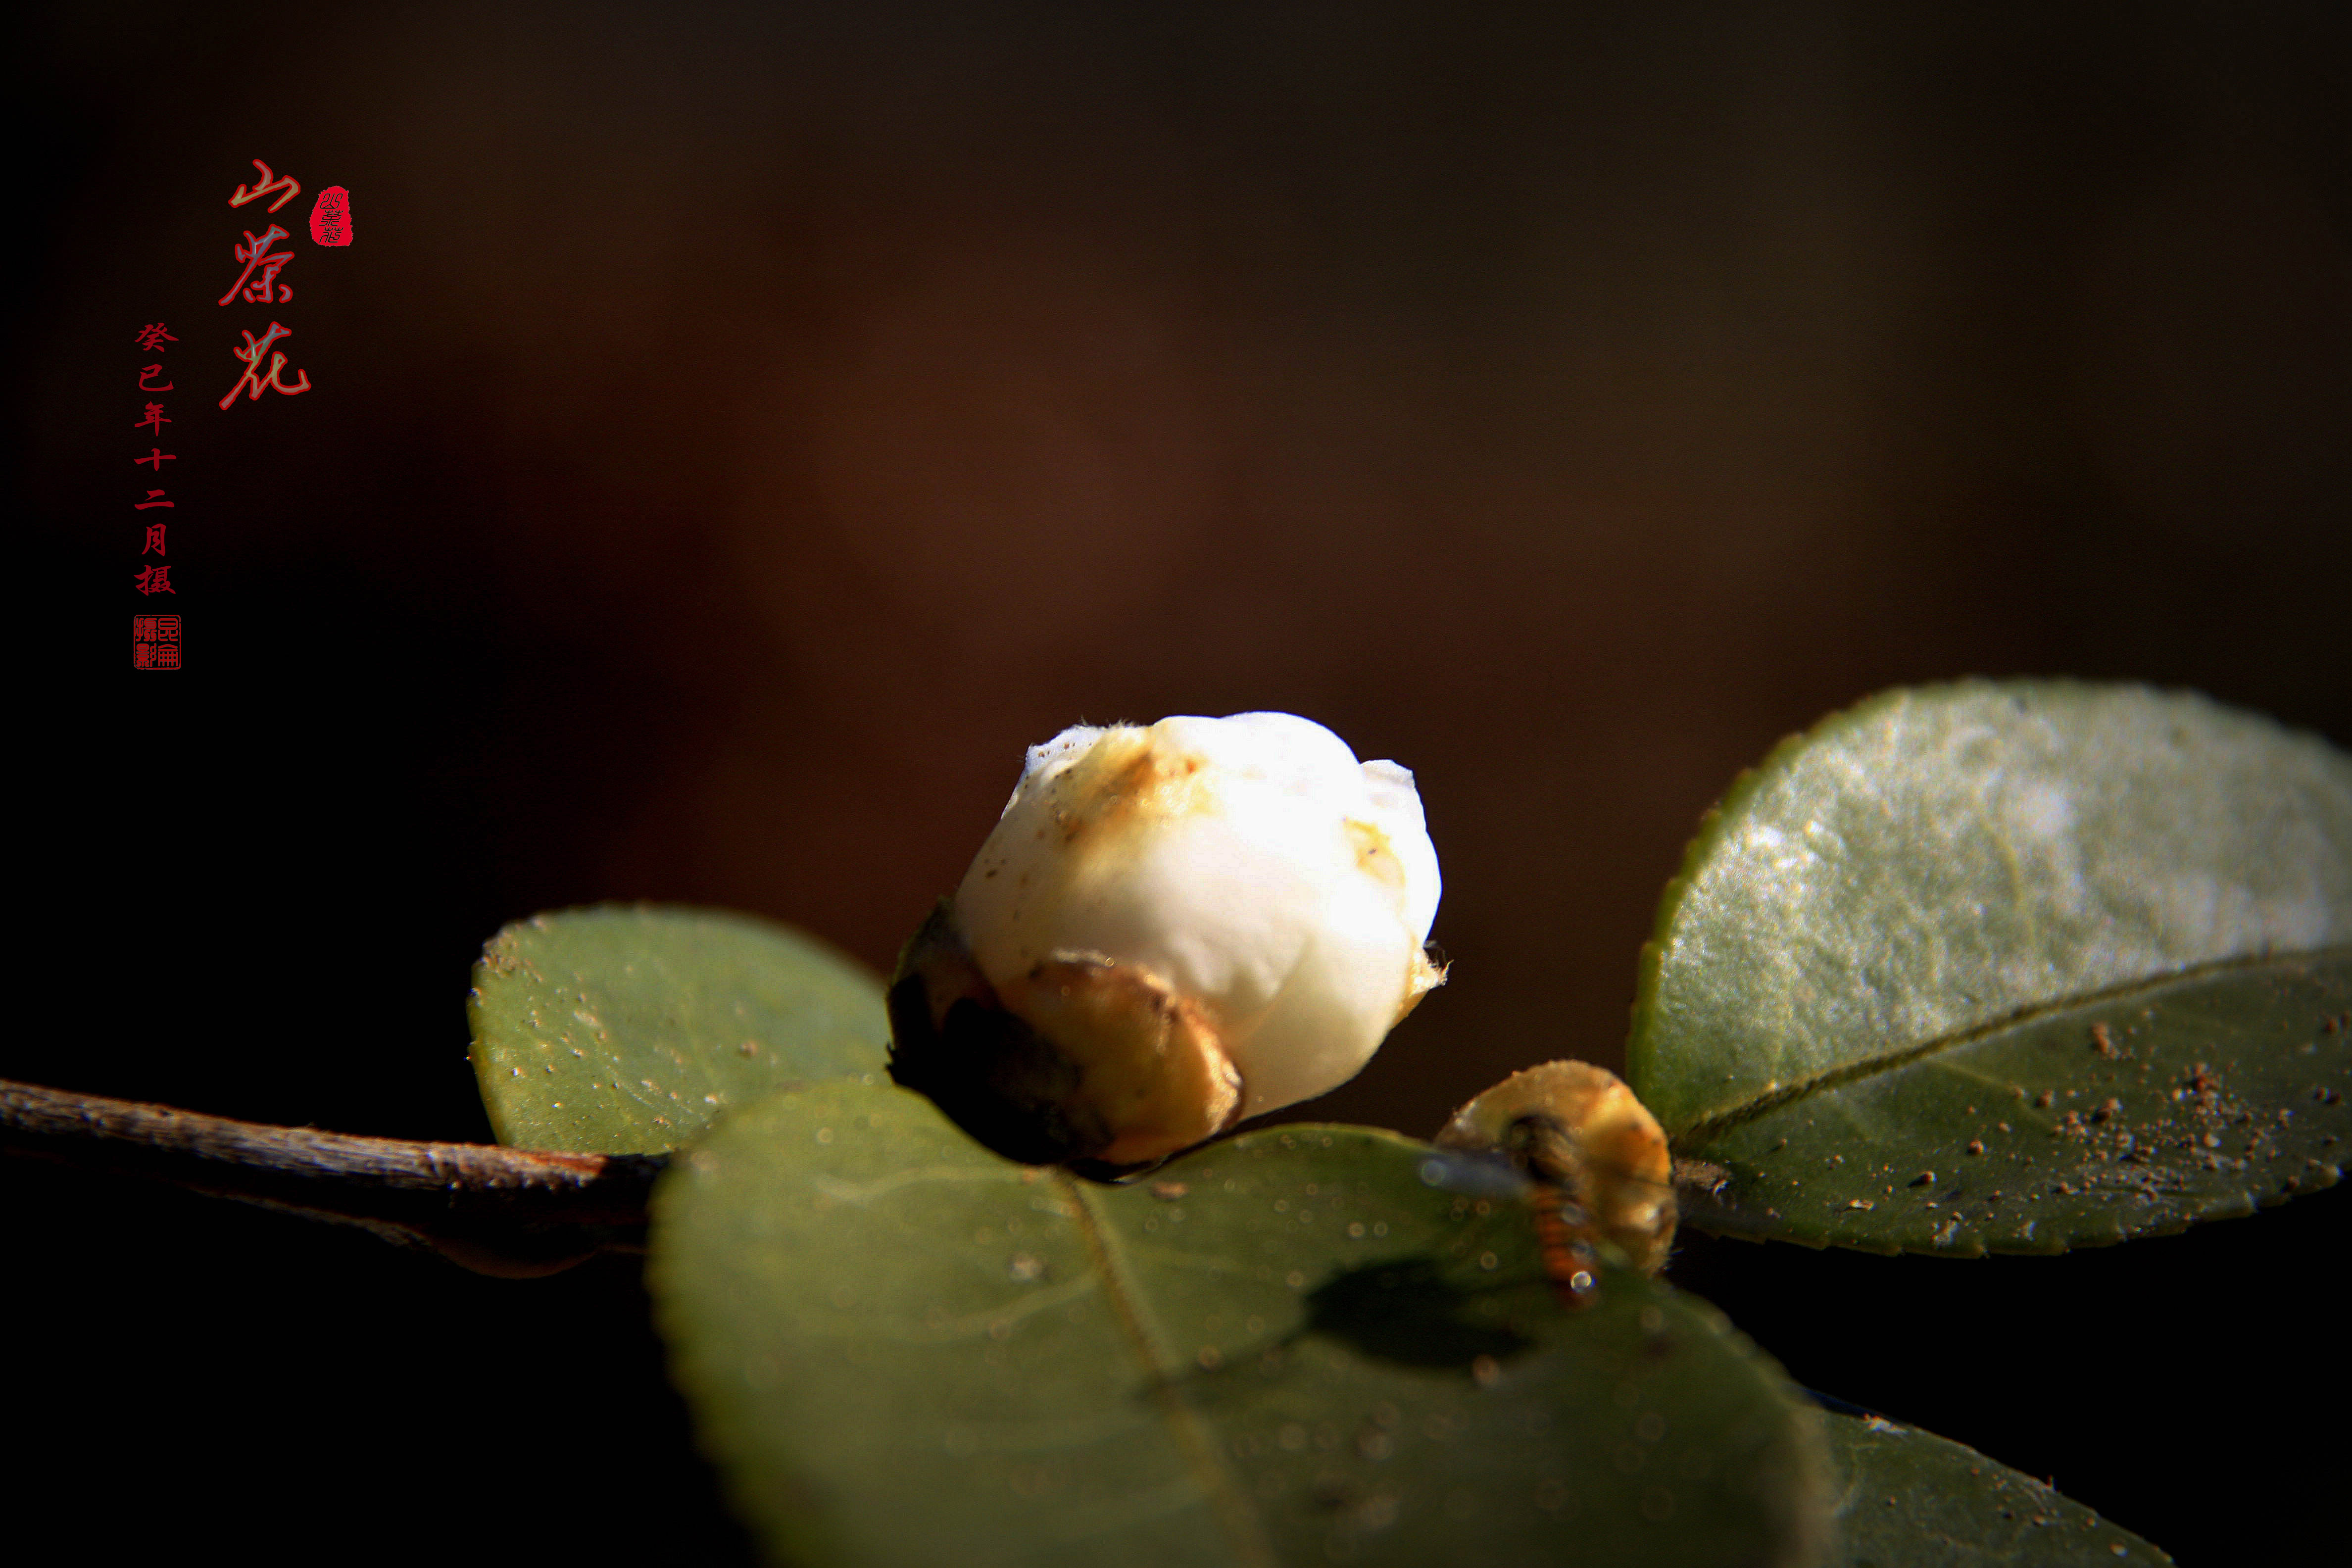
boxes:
[1058,1173,1278,1568]
[1674,944,2352,1150]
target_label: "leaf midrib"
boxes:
[1670,944,2352,1152]
[1055,1172,1279,1568]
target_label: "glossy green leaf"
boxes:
[1674,952,2349,1254]
[1629,682,2352,1137]
[469,904,889,1153]
[651,1082,1833,1568]
[1819,1406,2171,1566]
[1625,682,2352,1252]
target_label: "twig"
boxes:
[0,1078,663,1277]
[3,1077,1772,1274]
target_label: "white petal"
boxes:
[1360,757,1441,941]
[1223,849,1422,1113]
[999,723,1107,817]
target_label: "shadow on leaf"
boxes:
[1300,1259,1531,1370]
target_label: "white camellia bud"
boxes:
[889,712,1445,1167]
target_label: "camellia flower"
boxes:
[889,712,1445,1167]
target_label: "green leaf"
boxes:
[468,904,889,1153]
[1625,681,2352,1252]
[651,1082,1834,1568]
[1819,1406,2172,1566]
[1674,952,2349,1254]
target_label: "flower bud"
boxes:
[1435,1061,1676,1275]
[889,712,1445,1167]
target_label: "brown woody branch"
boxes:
[0,1078,664,1277]
[4,1077,1757,1276]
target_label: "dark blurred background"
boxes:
[9,2,2346,1561]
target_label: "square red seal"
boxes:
[133,613,183,670]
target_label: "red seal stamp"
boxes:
[133,614,183,669]
[309,185,352,246]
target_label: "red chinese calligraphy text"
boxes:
[219,224,296,306]
[228,158,301,213]
[218,321,312,409]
